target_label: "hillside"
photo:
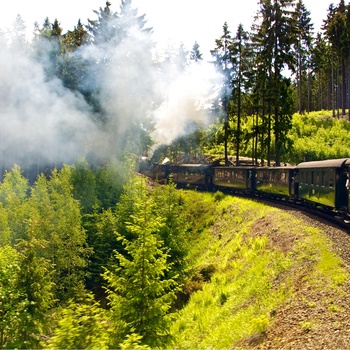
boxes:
[171,190,350,349]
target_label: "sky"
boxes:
[0,0,335,56]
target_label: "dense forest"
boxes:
[1,0,350,348]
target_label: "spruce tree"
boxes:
[251,0,296,165]
[104,177,179,348]
[293,0,314,113]
[211,22,235,165]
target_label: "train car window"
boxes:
[305,171,309,185]
[316,171,320,186]
[329,175,334,188]
[311,170,314,185]
[321,171,325,187]
[281,171,286,182]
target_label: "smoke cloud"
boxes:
[0,13,223,175]
[0,41,97,173]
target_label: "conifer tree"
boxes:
[251,0,296,165]
[231,23,250,165]
[29,167,91,302]
[190,41,203,62]
[324,0,349,117]
[104,177,179,348]
[211,22,235,165]
[12,234,54,349]
[9,14,28,52]
[0,245,21,348]
[293,0,314,113]
[0,165,29,245]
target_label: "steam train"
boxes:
[141,158,350,226]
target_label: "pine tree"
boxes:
[12,234,54,349]
[324,0,349,117]
[311,32,331,111]
[29,167,92,302]
[104,177,179,348]
[211,22,235,165]
[293,0,314,113]
[190,41,203,62]
[9,14,28,52]
[0,165,30,245]
[251,0,296,165]
[231,23,250,165]
[60,20,89,91]
[0,245,21,348]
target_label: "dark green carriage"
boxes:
[296,158,350,210]
[213,167,254,192]
[255,167,294,198]
[168,164,213,188]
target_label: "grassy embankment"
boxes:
[170,190,348,349]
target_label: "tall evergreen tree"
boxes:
[292,0,314,113]
[231,24,250,165]
[311,32,331,111]
[32,17,64,80]
[9,14,28,52]
[324,0,349,117]
[251,0,296,165]
[190,41,203,62]
[29,167,92,302]
[60,20,89,91]
[211,22,235,165]
[104,177,179,348]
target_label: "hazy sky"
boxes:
[1,0,334,54]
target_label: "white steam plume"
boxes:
[0,41,97,172]
[0,18,223,174]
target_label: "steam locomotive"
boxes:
[141,158,350,225]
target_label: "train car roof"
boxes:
[213,166,255,170]
[255,166,295,170]
[168,163,212,168]
[296,158,350,169]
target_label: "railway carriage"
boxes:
[141,157,350,223]
[213,166,255,194]
[296,158,350,212]
[167,164,213,188]
[254,166,295,199]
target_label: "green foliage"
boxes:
[85,208,120,299]
[288,112,350,163]
[152,180,190,283]
[104,176,180,348]
[29,167,92,302]
[0,236,53,348]
[0,245,21,348]
[0,166,30,245]
[0,165,28,204]
[11,235,54,349]
[0,204,11,246]
[71,158,126,214]
[70,159,98,214]
[170,191,349,349]
[45,293,110,349]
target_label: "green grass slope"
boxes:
[171,190,348,349]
